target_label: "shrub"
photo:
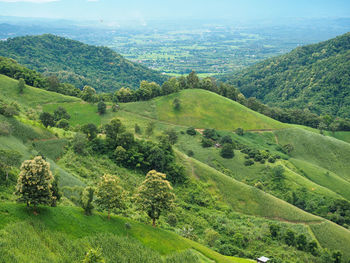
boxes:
[203,128,218,140]
[235,128,244,136]
[268,157,276,163]
[187,150,194,157]
[56,119,70,130]
[0,121,11,136]
[220,135,233,145]
[220,143,234,159]
[186,127,197,136]
[244,160,254,166]
[201,138,213,148]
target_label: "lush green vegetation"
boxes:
[0,34,168,92]
[1,73,350,262]
[122,89,286,130]
[223,32,350,118]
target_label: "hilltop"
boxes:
[222,32,350,118]
[121,89,286,130]
[0,34,168,92]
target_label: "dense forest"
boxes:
[221,32,350,118]
[0,34,168,92]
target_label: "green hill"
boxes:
[2,74,350,262]
[0,203,251,263]
[0,34,168,92]
[122,89,287,130]
[223,32,350,118]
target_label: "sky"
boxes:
[0,0,349,22]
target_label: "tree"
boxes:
[105,118,125,141]
[83,248,105,263]
[145,121,155,137]
[235,128,244,136]
[163,129,178,145]
[56,119,70,130]
[186,71,199,89]
[95,174,126,220]
[51,174,61,207]
[332,250,342,263]
[135,170,175,227]
[82,123,98,141]
[201,138,213,148]
[15,156,54,213]
[47,75,60,92]
[97,101,106,115]
[81,86,97,103]
[17,78,25,94]
[186,127,197,136]
[269,224,280,239]
[81,186,95,216]
[72,133,88,154]
[173,98,181,110]
[220,143,234,159]
[272,165,285,183]
[53,107,70,122]
[134,123,141,134]
[39,112,55,127]
[296,234,307,251]
[318,122,327,135]
[161,77,179,95]
[0,149,21,183]
[284,229,296,246]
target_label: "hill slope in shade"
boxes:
[122,89,287,130]
[0,34,168,92]
[223,32,350,118]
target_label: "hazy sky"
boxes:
[0,0,349,22]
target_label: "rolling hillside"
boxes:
[0,34,168,92]
[2,74,350,262]
[223,32,350,118]
[121,89,287,130]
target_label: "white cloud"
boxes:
[0,0,59,3]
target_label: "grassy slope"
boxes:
[0,203,252,263]
[275,128,350,182]
[181,153,321,223]
[180,154,350,258]
[0,74,79,108]
[2,76,350,260]
[122,89,287,130]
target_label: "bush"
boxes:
[220,143,234,159]
[187,150,194,157]
[201,138,213,148]
[0,121,11,136]
[56,119,70,130]
[268,157,276,163]
[220,135,233,145]
[235,128,244,136]
[186,127,197,136]
[72,133,88,154]
[244,160,254,166]
[203,128,218,140]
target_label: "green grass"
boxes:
[310,221,350,260]
[0,74,79,109]
[181,153,321,223]
[0,202,253,263]
[122,89,287,130]
[290,158,350,201]
[275,128,350,182]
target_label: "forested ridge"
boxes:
[221,32,350,118]
[0,34,168,92]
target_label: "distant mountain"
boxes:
[0,34,168,92]
[222,32,350,118]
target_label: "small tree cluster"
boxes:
[15,156,56,212]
